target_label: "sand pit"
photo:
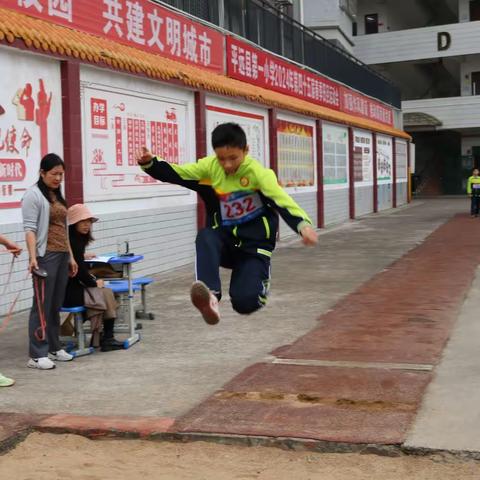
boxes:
[0,433,478,480]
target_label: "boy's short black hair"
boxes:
[211,123,247,150]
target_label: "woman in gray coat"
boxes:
[22,153,78,370]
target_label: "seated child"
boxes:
[63,204,123,351]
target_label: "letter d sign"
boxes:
[437,32,451,51]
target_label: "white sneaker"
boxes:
[48,349,74,362]
[190,281,220,325]
[27,357,56,370]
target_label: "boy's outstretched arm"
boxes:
[259,168,318,246]
[136,147,210,184]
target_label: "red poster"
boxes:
[5,0,224,74]
[226,36,394,126]
[91,98,108,130]
[115,117,122,166]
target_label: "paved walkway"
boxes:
[1,198,479,455]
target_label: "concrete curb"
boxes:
[28,419,480,462]
[2,412,480,462]
[34,414,175,439]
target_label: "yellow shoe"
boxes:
[0,373,15,387]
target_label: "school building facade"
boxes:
[0,0,409,315]
[352,0,480,195]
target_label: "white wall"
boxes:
[279,191,318,238]
[402,95,480,129]
[325,188,350,225]
[303,0,354,51]
[355,21,480,65]
[303,0,343,26]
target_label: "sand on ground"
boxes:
[0,433,479,480]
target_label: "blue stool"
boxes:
[109,277,155,319]
[60,306,94,358]
[133,277,155,320]
[106,280,141,294]
[105,281,142,334]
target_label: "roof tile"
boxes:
[0,6,409,139]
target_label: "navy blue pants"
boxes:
[471,196,480,216]
[195,228,271,315]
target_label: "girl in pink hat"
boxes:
[64,204,123,351]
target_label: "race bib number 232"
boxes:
[219,191,264,226]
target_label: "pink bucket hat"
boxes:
[67,204,98,226]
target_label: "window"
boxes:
[365,13,378,35]
[470,0,480,21]
[472,72,480,96]
[473,146,480,169]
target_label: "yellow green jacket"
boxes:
[467,176,480,195]
[141,155,312,254]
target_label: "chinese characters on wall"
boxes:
[0,49,61,209]
[83,85,188,201]
[277,120,314,187]
[227,37,394,127]
[10,0,224,72]
[353,130,373,184]
[376,135,393,182]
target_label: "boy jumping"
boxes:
[136,123,318,325]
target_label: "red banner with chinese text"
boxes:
[226,36,394,127]
[3,0,224,74]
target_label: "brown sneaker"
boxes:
[190,281,220,325]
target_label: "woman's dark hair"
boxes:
[37,153,67,206]
[69,224,94,246]
[211,123,247,150]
